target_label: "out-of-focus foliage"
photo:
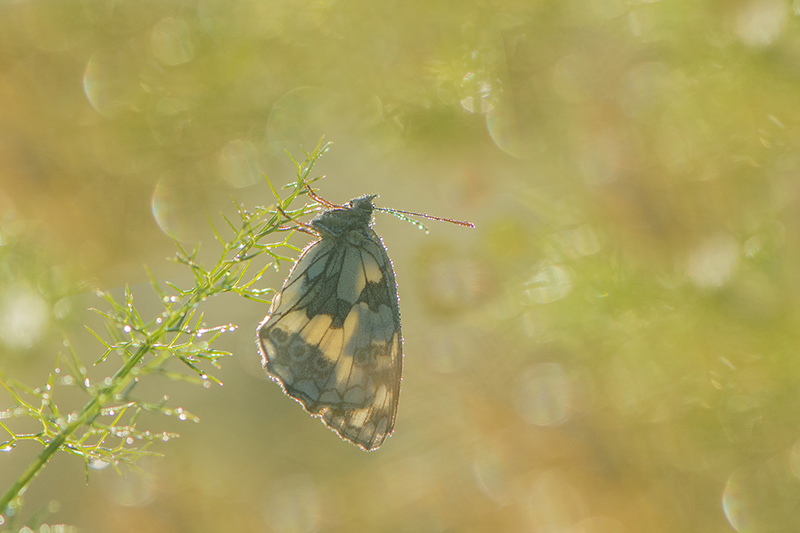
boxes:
[2,0,800,531]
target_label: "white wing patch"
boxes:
[338,248,366,303]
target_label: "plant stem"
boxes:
[0,397,99,514]
[0,140,327,516]
[0,290,197,514]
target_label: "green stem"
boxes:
[0,397,98,514]
[0,142,326,515]
[0,289,202,515]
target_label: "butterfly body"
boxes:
[257,195,402,451]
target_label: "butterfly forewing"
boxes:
[257,196,402,451]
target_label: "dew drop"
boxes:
[89,458,110,471]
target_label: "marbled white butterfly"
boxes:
[257,189,472,450]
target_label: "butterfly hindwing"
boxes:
[257,196,402,451]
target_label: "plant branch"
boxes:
[0,138,332,516]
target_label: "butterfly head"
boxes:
[311,194,378,238]
[348,194,378,214]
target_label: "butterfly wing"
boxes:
[257,228,402,451]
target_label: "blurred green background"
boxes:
[2,0,800,531]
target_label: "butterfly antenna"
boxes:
[375,206,475,229]
[303,182,474,231]
[380,210,431,233]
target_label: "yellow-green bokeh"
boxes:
[3,0,800,531]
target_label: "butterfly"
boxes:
[257,189,472,450]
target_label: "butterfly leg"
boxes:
[275,204,319,236]
[304,183,345,209]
